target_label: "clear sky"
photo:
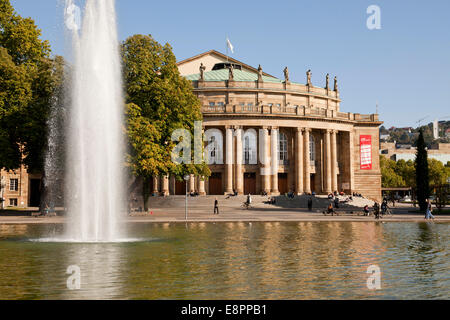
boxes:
[10,0,450,128]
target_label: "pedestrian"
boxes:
[334,197,340,209]
[373,202,381,220]
[214,198,219,215]
[324,203,337,216]
[381,200,388,216]
[308,197,313,211]
[363,204,370,216]
[425,199,435,220]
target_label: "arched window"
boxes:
[279,132,288,163]
[243,129,257,165]
[205,129,223,165]
[309,135,316,163]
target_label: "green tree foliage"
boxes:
[122,34,210,182]
[428,158,450,186]
[380,156,405,188]
[415,129,430,211]
[0,0,62,171]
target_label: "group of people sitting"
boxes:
[362,199,391,219]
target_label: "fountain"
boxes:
[64,0,125,242]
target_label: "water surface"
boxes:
[0,222,448,300]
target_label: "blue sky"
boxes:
[10,0,450,128]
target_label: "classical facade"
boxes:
[150,50,383,201]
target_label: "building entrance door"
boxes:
[278,173,288,195]
[209,173,223,195]
[244,173,257,195]
[310,174,316,194]
[175,180,186,195]
[29,179,41,207]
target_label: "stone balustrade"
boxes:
[202,105,380,123]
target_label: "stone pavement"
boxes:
[0,196,449,224]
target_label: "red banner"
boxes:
[360,135,372,170]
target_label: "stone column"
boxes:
[331,130,338,193]
[271,127,279,195]
[225,126,234,194]
[304,129,312,194]
[189,174,195,193]
[261,127,271,194]
[153,176,159,195]
[349,131,355,194]
[324,130,332,194]
[198,176,206,196]
[235,126,244,195]
[162,175,169,196]
[295,128,304,195]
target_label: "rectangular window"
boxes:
[209,102,215,107]
[218,102,225,107]
[10,179,18,192]
[9,198,18,207]
[247,103,254,107]
[240,102,245,106]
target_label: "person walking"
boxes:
[425,199,435,220]
[334,196,340,209]
[308,197,313,212]
[373,202,381,220]
[214,198,219,215]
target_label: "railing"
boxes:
[201,105,379,123]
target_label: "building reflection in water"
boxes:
[0,222,448,299]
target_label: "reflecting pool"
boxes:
[0,222,448,300]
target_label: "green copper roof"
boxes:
[185,69,283,83]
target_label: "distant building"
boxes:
[446,128,450,139]
[0,166,42,209]
[381,142,450,163]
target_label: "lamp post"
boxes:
[184,175,190,221]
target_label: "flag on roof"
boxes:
[227,37,234,54]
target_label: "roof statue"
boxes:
[334,76,338,92]
[258,64,263,82]
[228,64,234,81]
[284,67,290,82]
[307,69,312,86]
[199,63,206,81]
[325,73,330,90]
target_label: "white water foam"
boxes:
[65,0,125,242]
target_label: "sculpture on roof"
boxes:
[284,67,290,82]
[325,73,330,90]
[229,64,234,81]
[334,76,338,92]
[199,63,206,81]
[307,69,312,86]
[258,64,263,82]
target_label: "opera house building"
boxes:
[157,50,382,201]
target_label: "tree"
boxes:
[428,158,449,187]
[415,129,430,211]
[122,35,210,207]
[380,156,405,188]
[0,0,61,172]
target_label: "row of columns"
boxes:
[152,175,206,196]
[152,127,340,196]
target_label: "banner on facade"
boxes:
[360,135,372,170]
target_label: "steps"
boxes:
[145,195,374,210]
